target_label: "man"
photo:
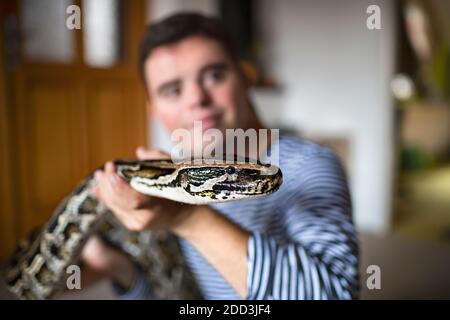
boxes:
[82,13,359,300]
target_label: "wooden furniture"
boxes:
[0,0,148,260]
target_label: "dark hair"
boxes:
[138,12,239,88]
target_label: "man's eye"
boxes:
[162,86,181,98]
[203,69,226,86]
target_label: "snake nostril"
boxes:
[226,166,236,175]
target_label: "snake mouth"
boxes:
[212,172,282,195]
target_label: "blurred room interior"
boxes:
[0,0,449,299]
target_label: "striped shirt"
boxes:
[117,133,359,300]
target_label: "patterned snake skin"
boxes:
[2,159,282,300]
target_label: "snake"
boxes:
[2,159,282,300]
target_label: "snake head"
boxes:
[113,159,282,204]
[178,161,283,202]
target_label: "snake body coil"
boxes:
[2,159,282,300]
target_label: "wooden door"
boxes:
[0,0,149,260]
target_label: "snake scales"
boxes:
[2,159,282,300]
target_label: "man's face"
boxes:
[144,36,250,138]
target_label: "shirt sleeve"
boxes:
[111,267,154,300]
[246,151,359,300]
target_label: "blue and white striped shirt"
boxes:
[118,133,359,300]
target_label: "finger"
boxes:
[81,235,104,261]
[104,161,115,174]
[90,170,101,197]
[99,179,153,230]
[96,188,131,222]
[93,170,114,204]
[136,147,169,160]
[94,169,102,181]
[92,170,105,197]
[112,206,154,231]
[103,162,130,198]
[98,172,121,204]
[90,185,99,197]
[103,171,147,210]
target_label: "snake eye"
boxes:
[226,166,236,175]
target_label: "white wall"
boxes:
[253,0,397,234]
[146,0,397,235]
[148,0,217,21]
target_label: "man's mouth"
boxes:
[195,113,223,130]
[200,116,218,130]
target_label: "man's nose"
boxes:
[186,82,211,109]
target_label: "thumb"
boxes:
[136,146,169,160]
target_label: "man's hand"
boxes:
[91,147,195,232]
[90,147,250,298]
[80,235,136,291]
[80,147,197,292]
